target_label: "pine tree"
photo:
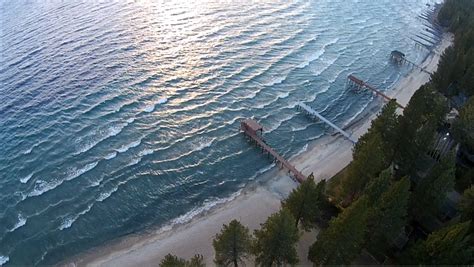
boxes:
[253,209,299,266]
[308,197,370,265]
[213,220,252,267]
[342,133,388,199]
[411,154,456,221]
[394,85,447,176]
[367,177,411,256]
[282,174,325,230]
[403,221,474,264]
[364,168,392,203]
[453,96,474,152]
[160,254,187,267]
[460,186,474,222]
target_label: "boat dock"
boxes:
[347,74,405,109]
[240,119,306,183]
[296,102,357,144]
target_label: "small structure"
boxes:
[389,51,432,75]
[346,75,405,109]
[240,118,306,183]
[240,119,263,136]
[390,50,406,63]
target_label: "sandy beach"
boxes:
[63,33,453,267]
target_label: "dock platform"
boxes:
[240,119,306,183]
[296,102,357,144]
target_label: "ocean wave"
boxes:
[266,113,295,133]
[264,75,286,87]
[97,187,118,202]
[143,97,168,113]
[290,143,309,160]
[20,173,33,183]
[311,56,338,76]
[139,148,154,157]
[169,190,242,227]
[116,139,141,153]
[8,214,27,232]
[191,137,216,153]
[104,151,117,160]
[74,123,127,155]
[59,203,93,230]
[28,161,98,197]
[65,161,99,181]
[0,256,9,266]
[28,180,62,198]
[278,91,290,99]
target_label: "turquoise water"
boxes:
[0,0,440,265]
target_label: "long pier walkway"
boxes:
[296,102,357,144]
[347,75,405,109]
[240,119,306,183]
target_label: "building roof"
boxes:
[242,119,263,132]
[391,50,406,58]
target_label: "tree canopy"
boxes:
[282,174,326,231]
[213,219,253,267]
[403,221,474,265]
[253,209,300,266]
[308,197,370,265]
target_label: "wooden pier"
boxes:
[390,50,433,75]
[347,74,405,109]
[296,102,357,144]
[240,119,306,183]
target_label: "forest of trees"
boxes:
[160,0,474,265]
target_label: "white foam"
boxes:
[27,162,98,198]
[104,151,117,160]
[265,75,286,87]
[20,173,33,183]
[277,91,290,99]
[143,97,168,113]
[170,190,242,227]
[0,256,9,266]
[9,214,27,232]
[157,97,168,104]
[97,187,118,202]
[23,147,33,155]
[59,204,93,230]
[139,148,154,157]
[194,137,216,152]
[116,139,141,153]
[266,113,294,133]
[28,179,62,197]
[65,161,99,181]
[75,123,126,155]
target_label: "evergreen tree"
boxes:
[308,197,370,265]
[403,221,474,265]
[460,186,474,222]
[188,255,206,267]
[367,177,411,256]
[364,168,392,203]
[213,220,252,267]
[394,85,447,176]
[411,154,456,221]
[453,96,474,152]
[160,254,187,267]
[253,209,299,266]
[342,133,388,199]
[282,174,325,230]
[370,99,400,162]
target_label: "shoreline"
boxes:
[62,32,453,267]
